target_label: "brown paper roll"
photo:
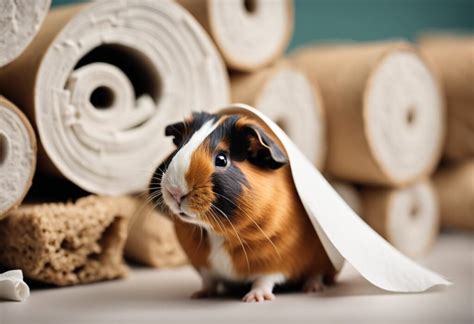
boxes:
[0,97,37,218]
[0,2,229,195]
[419,35,474,161]
[361,181,439,257]
[177,0,294,71]
[291,41,444,186]
[433,161,474,231]
[0,0,51,67]
[124,197,187,268]
[231,60,326,168]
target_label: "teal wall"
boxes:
[52,0,473,50]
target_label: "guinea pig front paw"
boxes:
[242,288,275,303]
[302,275,326,293]
[191,289,217,299]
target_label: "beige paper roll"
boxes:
[331,181,362,216]
[0,1,229,195]
[419,35,474,161]
[361,181,439,257]
[231,60,326,167]
[0,0,51,67]
[0,97,37,218]
[292,41,444,186]
[433,161,474,231]
[177,0,293,71]
[124,197,187,268]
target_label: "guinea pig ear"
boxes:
[165,121,186,146]
[240,124,288,170]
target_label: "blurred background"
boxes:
[52,0,474,47]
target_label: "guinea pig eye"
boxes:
[214,152,228,168]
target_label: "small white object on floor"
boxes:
[0,270,30,302]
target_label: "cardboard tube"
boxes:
[0,0,51,67]
[177,0,293,71]
[361,181,439,257]
[124,197,188,268]
[433,161,474,231]
[419,35,474,161]
[231,60,326,167]
[0,1,229,195]
[0,97,37,218]
[292,41,444,186]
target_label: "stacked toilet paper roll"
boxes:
[231,60,326,167]
[419,35,474,161]
[433,161,474,231]
[292,41,444,186]
[178,0,294,71]
[0,97,37,218]
[0,0,51,67]
[361,181,439,257]
[0,1,229,195]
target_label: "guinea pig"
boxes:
[150,112,336,302]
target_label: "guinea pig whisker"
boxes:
[213,192,280,259]
[211,203,250,274]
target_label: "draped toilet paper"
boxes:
[219,104,450,293]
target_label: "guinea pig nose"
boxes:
[168,188,187,205]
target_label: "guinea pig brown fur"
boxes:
[150,112,336,302]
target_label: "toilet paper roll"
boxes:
[331,182,362,216]
[0,97,37,218]
[0,1,229,195]
[292,41,444,186]
[218,104,449,293]
[177,0,293,71]
[361,181,439,257]
[419,35,474,161]
[433,161,474,231]
[0,0,51,67]
[231,61,326,167]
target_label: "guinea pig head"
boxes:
[151,112,288,231]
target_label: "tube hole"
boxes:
[406,106,416,126]
[410,203,420,220]
[75,44,161,104]
[0,132,10,166]
[90,86,115,110]
[243,0,258,14]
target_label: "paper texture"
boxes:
[219,103,451,292]
[0,270,30,302]
[0,1,229,195]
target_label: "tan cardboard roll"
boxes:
[0,1,229,195]
[331,181,362,216]
[177,0,293,71]
[0,0,51,67]
[419,35,474,161]
[124,197,187,268]
[231,60,326,167]
[292,41,444,186]
[433,161,474,231]
[361,181,439,257]
[0,196,130,286]
[0,97,37,218]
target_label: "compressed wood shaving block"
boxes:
[0,196,131,286]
